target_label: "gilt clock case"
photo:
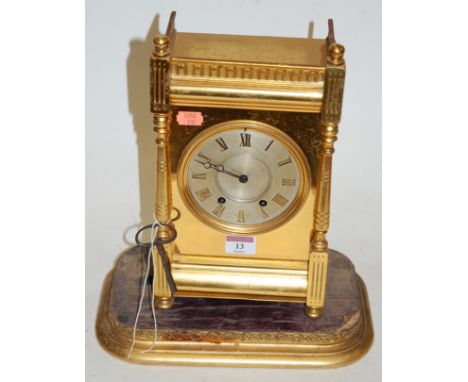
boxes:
[149,12,346,316]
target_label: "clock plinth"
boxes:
[96,246,373,368]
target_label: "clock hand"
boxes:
[209,163,249,183]
[212,164,241,178]
[194,159,210,168]
[195,159,245,181]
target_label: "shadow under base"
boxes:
[96,247,373,368]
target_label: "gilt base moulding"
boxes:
[96,246,373,368]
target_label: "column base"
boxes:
[155,296,174,309]
[305,306,323,318]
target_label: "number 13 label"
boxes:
[225,236,256,255]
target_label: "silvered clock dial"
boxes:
[177,120,311,234]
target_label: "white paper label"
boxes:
[225,236,256,255]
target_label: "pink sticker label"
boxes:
[226,236,254,243]
[176,111,203,126]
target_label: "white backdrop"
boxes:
[86,0,381,380]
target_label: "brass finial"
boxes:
[153,35,169,57]
[327,43,345,65]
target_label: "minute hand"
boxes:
[195,159,241,179]
[209,163,241,179]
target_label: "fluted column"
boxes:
[151,35,174,307]
[306,42,345,318]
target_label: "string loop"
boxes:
[134,222,177,248]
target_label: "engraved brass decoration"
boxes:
[172,61,325,82]
[169,107,322,190]
[151,13,346,319]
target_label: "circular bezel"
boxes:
[177,120,311,235]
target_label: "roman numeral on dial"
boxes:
[212,204,226,217]
[277,157,292,167]
[195,188,212,201]
[240,133,251,147]
[237,210,246,223]
[215,137,229,151]
[282,178,296,186]
[260,207,269,218]
[264,140,274,151]
[192,173,207,180]
[272,193,288,207]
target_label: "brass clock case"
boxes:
[177,120,311,235]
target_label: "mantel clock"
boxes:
[150,12,346,318]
